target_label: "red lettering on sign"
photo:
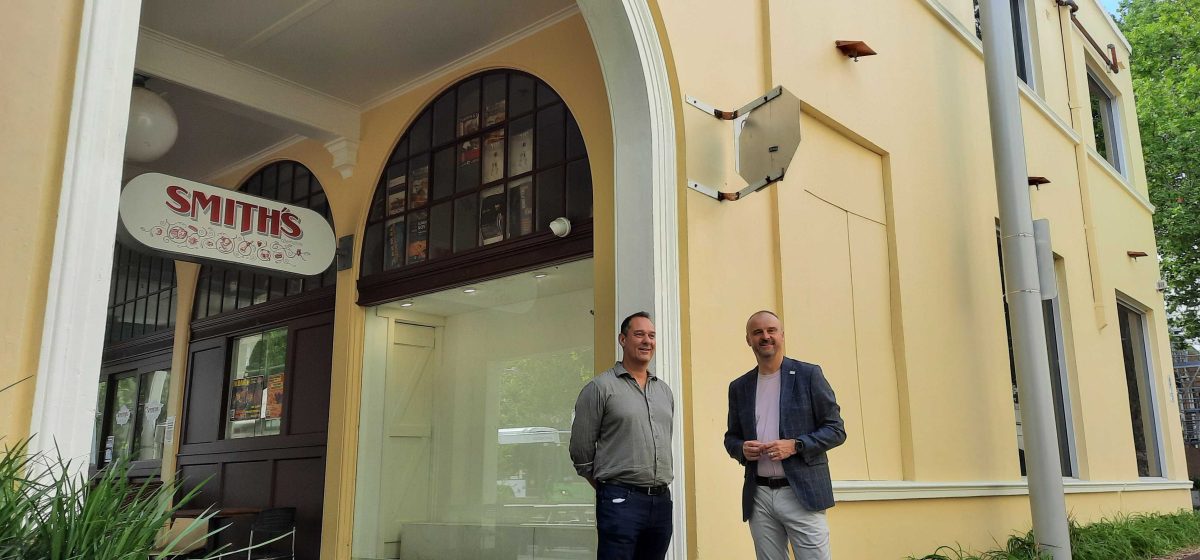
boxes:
[280,210,302,239]
[165,185,190,214]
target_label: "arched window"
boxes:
[193,161,335,320]
[359,70,592,303]
[106,243,178,345]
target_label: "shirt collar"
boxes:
[614,361,656,380]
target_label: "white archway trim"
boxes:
[29,0,143,467]
[577,1,686,558]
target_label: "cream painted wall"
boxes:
[656,0,1186,557]
[0,1,83,442]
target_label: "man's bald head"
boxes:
[745,310,785,363]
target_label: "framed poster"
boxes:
[483,130,505,184]
[457,112,480,137]
[230,377,264,421]
[410,165,429,208]
[385,217,405,270]
[509,127,533,176]
[484,99,506,126]
[459,138,481,166]
[265,373,285,419]
[480,185,505,245]
[407,210,429,264]
[386,170,407,215]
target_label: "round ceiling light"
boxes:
[125,80,178,163]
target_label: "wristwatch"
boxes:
[794,438,804,450]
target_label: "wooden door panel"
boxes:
[288,321,333,436]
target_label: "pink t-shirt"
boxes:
[755,369,784,478]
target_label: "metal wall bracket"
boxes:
[336,234,354,271]
[687,168,786,202]
[685,86,783,121]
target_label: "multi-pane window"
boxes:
[1118,302,1163,477]
[225,327,288,439]
[94,366,171,468]
[1088,72,1124,173]
[997,238,1074,476]
[106,243,177,344]
[193,161,335,320]
[973,0,1036,86]
[360,70,592,278]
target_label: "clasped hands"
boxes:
[743,439,796,462]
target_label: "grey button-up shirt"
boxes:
[569,361,674,486]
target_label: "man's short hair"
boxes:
[621,311,652,335]
[748,310,780,322]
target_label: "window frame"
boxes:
[92,351,173,477]
[358,69,594,306]
[1086,69,1126,175]
[1116,298,1166,478]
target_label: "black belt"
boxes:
[755,476,790,488]
[603,481,670,496]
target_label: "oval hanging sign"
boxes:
[118,173,336,276]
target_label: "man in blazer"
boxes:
[724,310,846,560]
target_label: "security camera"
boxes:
[549,217,572,238]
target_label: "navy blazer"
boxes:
[723,357,846,520]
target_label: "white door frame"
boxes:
[577,1,686,557]
[29,0,143,467]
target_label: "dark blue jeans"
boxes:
[596,483,673,560]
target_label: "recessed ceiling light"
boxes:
[463,287,477,294]
[534,273,548,279]
[399,301,413,307]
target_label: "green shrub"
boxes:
[0,437,227,559]
[910,511,1200,560]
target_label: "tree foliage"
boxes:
[1119,0,1200,344]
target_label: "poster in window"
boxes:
[385,217,405,270]
[265,373,284,419]
[386,172,407,215]
[484,99,506,126]
[457,112,480,137]
[459,138,481,167]
[482,130,505,184]
[230,377,264,421]
[407,210,429,264]
[509,127,533,176]
[508,178,533,237]
[410,165,429,208]
[480,185,505,245]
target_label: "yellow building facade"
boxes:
[0,0,1188,558]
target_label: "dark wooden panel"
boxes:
[184,343,225,445]
[288,321,333,435]
[223,461,273,508]
[178,463,219,511]
[177,434,326,459]
[275,457,326,560]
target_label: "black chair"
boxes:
[246,507,296,560]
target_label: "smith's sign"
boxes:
[118,173,336,276]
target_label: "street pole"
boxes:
[978,0,1073,558]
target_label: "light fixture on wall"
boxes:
[124,74,178,163]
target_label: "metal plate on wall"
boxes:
[736,87,801,184]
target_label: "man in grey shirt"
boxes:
[570,311,674,560]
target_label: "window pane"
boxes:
[432,147,455,202]
[226,328,286,439]
[408,210,430,265]
[207,270,224,317]
[508,116,534,177]
[433,92,457,147]
[1119,304,1161,476]
[237,269,254,309]
[457,138,481,193]
[457,78,481,138]
[429,202,453,260]
[109,376,138,463]
[386,217,406,270]
[454,196,478,253]
[390,137,409,164]
[386,163,407,217]
[507,178,534,239]
[480,185,505,246]
[410,110,432,154]
[276,164,295,203]
[483,74,506,127]
[362,222,384,277]
[135,370,170,461]
[253,273,270,305]
[92,380,107,465]
[143,295,158,335]
[536,105,565,168]
[509,74,535,116]
[482,129,505,185]
[565,159,593,221]
[412,154,433,208]
[536,82,561,107]
[132,297,147,338]
[566,116,586,160]
[535,167,565,232]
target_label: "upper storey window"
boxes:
[1088,71,1125,174]
[974,0,1037,86]
[106,243,177,345]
